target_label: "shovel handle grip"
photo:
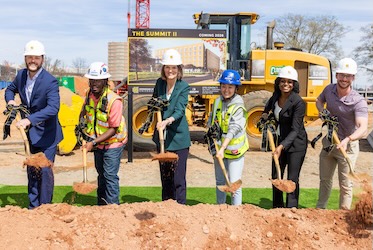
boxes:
[156,111,165,153]
[212,138,231,186]
[332,130,357,177]
[82,140,88,182]
[332,130,348,158]
[267,130,281,180]
[16,114,31,156]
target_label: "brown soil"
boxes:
[0,88,372,249]
[271,179,296,193]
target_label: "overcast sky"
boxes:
[0,0,371,86]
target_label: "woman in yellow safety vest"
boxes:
[80,62,127,205]
[208,69,249,205]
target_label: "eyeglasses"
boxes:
[337,74,354,79]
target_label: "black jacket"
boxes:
[264,91,308,152]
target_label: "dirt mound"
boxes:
[0,200,371,249]
[347,178,373,232]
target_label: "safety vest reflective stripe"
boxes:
[212,97,249,159]
[85,88,127,144]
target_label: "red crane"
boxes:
[127,0,150,29]
[136,0,150,29]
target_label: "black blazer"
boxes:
[264,91,308,152]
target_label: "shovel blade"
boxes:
[73,181,98,194]
[23,152,53,169]
[271,179,296,193]
[151,152,179,162]
[217,179,242,193]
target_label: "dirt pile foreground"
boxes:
[0,200,371,249]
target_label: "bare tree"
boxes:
[0,61,17,81]
[352,23,373,80]
[274,14,346,62]
[43,56,66,77]
[72,57,88,75]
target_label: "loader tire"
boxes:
[123,95,156,151]
[242,90,272,150]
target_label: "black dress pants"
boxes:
[159,147,189,204]
[272,149,306,208]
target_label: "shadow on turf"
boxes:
[0,193,29,208]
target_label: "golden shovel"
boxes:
[267,130,296,193]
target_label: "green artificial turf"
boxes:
[0,185,341,209]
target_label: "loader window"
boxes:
[240,18,252,60]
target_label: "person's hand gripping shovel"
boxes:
[151,111,178,163]
[14,112,52,169]
[267,130,296,193]
[206,122,242,193]
[213,140,242,193]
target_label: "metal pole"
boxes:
[127,86,133,162]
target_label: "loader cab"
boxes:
[193,12,259,79]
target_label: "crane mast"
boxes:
[135,0,150,29]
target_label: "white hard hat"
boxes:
[84,62,111,79]
[277,66,298,81]
[160,49,182,65]
[24,40,45,56]
[336,58,357,75]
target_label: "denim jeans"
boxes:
[27,145,56,209]
[94,145,124,205]
[214,156,244,205]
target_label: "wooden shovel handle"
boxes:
[267,130,281,180]
[156,111,165,153]
[332,130,348,158]
[212,139,231,186]
[82,140,88,183]
[332,130,356,175]
[16,115,31,156]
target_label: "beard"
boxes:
[337,80,352,90]
[27,63,42,72]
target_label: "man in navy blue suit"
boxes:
[5,40,63,209]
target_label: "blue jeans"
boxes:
[94,145,124,205]
[214,156,244,205]
[27,145,56,209]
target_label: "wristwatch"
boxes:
[92,140,97,146]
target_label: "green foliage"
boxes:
[0,186,341,210]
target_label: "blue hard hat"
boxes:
[218,70,241,85]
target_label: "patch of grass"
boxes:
[0,186,341,209]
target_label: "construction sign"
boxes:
[127,28,227,95]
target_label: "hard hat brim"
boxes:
[84,73,111,80]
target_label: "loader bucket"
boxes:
[58,88,84,155]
